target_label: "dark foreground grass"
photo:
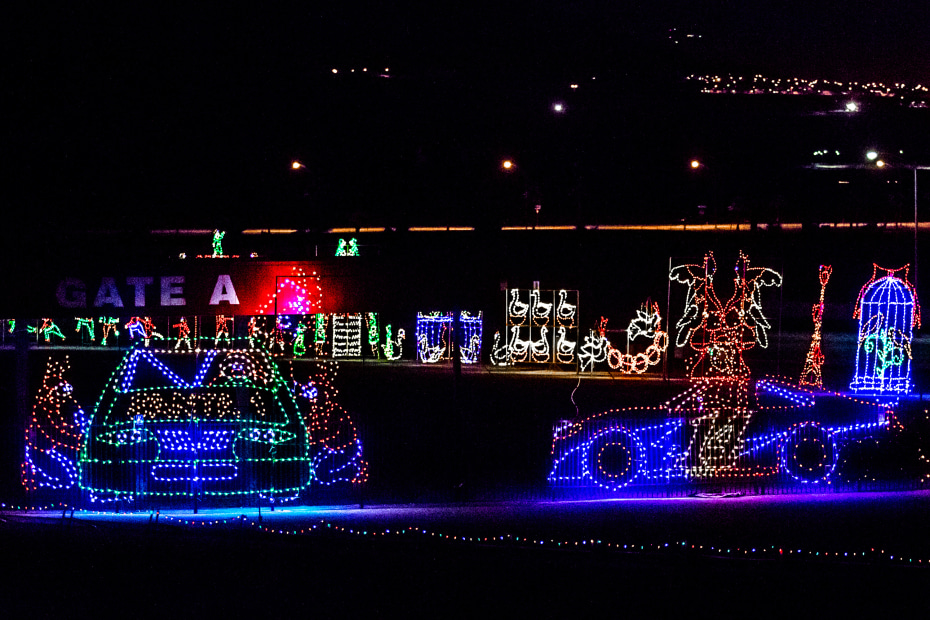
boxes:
[2,504,926,618]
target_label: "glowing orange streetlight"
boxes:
[502,159,514,171]
[291,160,305,170]
[690,159,702,169]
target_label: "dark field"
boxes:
[3,491,929,617]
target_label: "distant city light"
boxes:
[690,160,701,169]
[502,160,514,170]
[552,103,565,113]
[866,151,879,161]
[570,84,579,89]
[687,73,930,107]
[876,160,885,168]
[291,161,305,170]
[331,68,338,74]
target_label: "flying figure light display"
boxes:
[669,251,782,380]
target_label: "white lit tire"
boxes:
[781,422,837,483]
[586,428,641,490]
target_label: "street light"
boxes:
[806,153,930,287]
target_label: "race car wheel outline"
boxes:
[780,421,837,483]
[585,427,643,491]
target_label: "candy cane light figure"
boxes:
[850,264,920,395]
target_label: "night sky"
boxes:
[6,3,930,232]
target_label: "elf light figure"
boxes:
[799,265,832,389]
[247,316,263,349]
[99,317,119,345]
[75,317,95,343]
[125,317,147,343]
[141,316,164,347]
[293,320,308,357]
[212,229,225,257]
[335,237,360,257]
[214,315,232,346]
[31,318,66,343]
[270,315,289,353]
[850,264,920,395]
[313,314,329,356]
[173,317,192,351]
[366,312,380,358]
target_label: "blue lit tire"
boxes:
[781,422,837,482]
[586,428,641,491]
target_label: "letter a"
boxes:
[94,277,124,308]
[209,274,240,306]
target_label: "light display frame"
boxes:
[499,289,578,366]
[850,264,921,395]
[416,312,452,363]
[332,314,363,358]
[415,311,483,364]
